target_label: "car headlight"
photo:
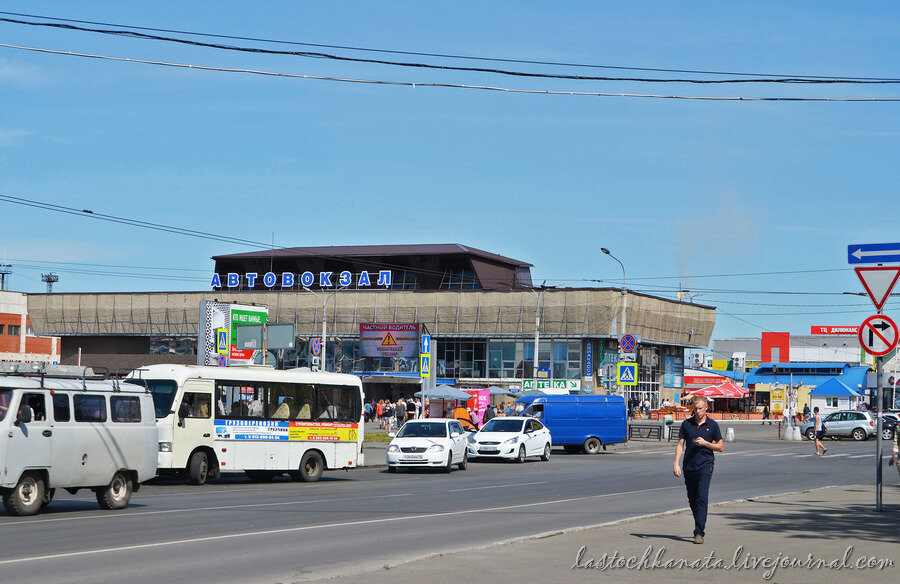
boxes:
[503,436,519,444]
[426,444,445,452]
[158,442,172,452]
[387,444,400,452]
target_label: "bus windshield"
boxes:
[125,379,178,418]
[0,390,11,421]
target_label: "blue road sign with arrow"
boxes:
[848,243,900,265]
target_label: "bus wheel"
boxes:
[97,472,132,510]
[3,472,45,516]
[291,451,325,483]
[188,451,209,485]
[583,438,602,455]
[245,470,277,482]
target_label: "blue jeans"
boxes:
[683,466,714,536]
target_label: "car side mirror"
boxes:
[451,432,460,437]
[15,405,33,426]
[177,402,190,427]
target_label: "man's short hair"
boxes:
[691,395,710,406]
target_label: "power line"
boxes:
[3,43,898,102]
[1,10,895,82]
[4,16,899,85]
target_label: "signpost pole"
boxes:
[876,311,883,512]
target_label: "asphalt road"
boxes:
[0,436,890,584]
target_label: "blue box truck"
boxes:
[514,394,626,454]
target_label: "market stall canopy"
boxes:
[714,381,749,398]
[487,385,514,396]
[414,386,473,401]
[807,378,861,397]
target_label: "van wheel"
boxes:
[290,451,325,482]
[188,451,209,485]
[541,443,551,461]
[96,472,132,510]
[3,472,45,516]
[245,470,278,482]
[41,488,56,509]
[584,438,602,455]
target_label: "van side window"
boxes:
[53,393,70,422]
[180,393,211,419]
[22,393,47,422]
[111,396,142,423]
[74,395,107,422]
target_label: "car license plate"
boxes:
[402,455,424,460]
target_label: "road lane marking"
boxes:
[450,481,548,492]
[0,492,413,527]
[0,484,683,565]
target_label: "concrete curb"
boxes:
[305,484,839,582]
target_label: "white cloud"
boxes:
[0,128,30,147]
[0,60,47,87]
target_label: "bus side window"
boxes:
[53,393,70,422]
[22,393,47,422]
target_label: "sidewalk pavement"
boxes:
[306,484,899,584]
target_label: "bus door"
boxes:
[173,380,214,467]
[5,391,53,482]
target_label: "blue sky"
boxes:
[1,2,898,344]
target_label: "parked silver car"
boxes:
[801,410,875,441]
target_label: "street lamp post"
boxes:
[531,282,546,380]
[602,248,627,399]
[303,287,329,371]
[601,248,627,336]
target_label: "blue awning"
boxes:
[745,363,869,390]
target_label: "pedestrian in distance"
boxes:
[762,405,771,425]
[812,406,828,456]
[482,403,497,424]
[802,404,811,423]
[396,398,407,428]
[673,395,724,545]
[888,424,900,482]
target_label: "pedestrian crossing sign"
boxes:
[617,363,638,386]
[420,353,431,378]
[216,328,229,354]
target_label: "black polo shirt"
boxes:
[680,416,722,471]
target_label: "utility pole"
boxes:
[41,273,59,293]
[602,248,627,396]
[0,264,11,290]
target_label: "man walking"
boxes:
[674,395,724,544]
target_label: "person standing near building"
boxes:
[802,404,811,423]
[812,406,828,456]
[673,395,724,545]
[762,405,771,425]
[482,403,497,424]
[396,398,407,428]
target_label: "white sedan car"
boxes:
[386,418,469,472]
[467,416,552,463]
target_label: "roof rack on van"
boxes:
[0,362,111,388]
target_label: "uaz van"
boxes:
[0,369,157,516]
[513,394,626,453]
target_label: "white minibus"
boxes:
[0,371,157,516]
[126,364,364,484]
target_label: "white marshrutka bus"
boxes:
[126,365,364,484]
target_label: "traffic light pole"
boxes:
[876,350,883,512]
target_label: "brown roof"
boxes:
[212,244,532,268]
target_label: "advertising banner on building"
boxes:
[663,355,684,389]
[359,323,420,358]
[199,301,269,366]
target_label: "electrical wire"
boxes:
[2,44,898,102]
[1,10,896,81]
[3,17,898,85]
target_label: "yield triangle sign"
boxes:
[855,266,900,310]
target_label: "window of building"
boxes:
[74,395,107,422]
[0,324,4,334]
[8,325,20,336]
[111,395,143,423]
